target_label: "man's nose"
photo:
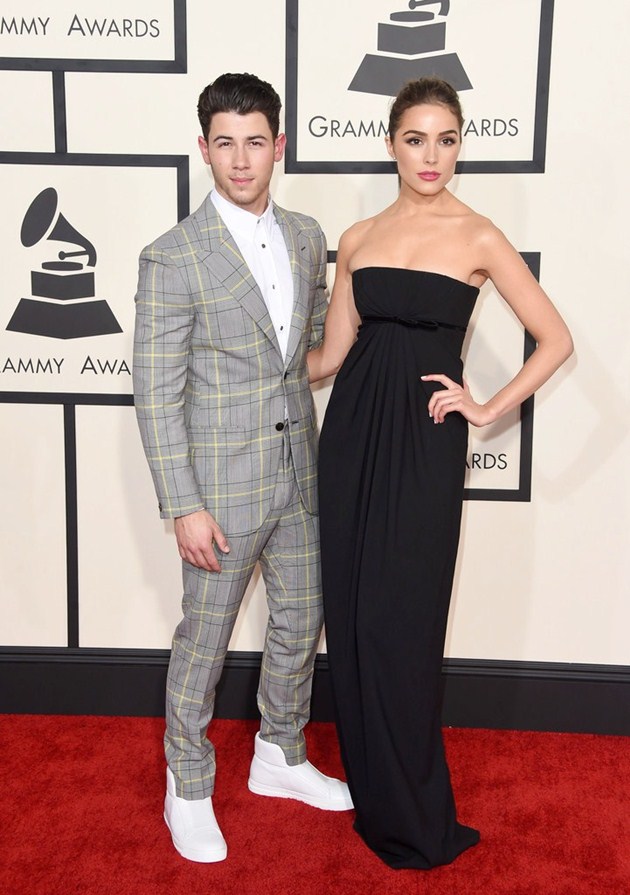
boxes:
[233,145,249,168]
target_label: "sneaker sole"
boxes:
[247,778,353,812]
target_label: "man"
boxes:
[133,73,351,864]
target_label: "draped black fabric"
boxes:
[319,268,480,869]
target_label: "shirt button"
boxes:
[275,422,285,431]
[261,243,266,248]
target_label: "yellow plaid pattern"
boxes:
[133,194,328,534]
[133,195,329,797]
[165,454,322,798]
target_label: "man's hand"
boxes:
[174,510,230,572]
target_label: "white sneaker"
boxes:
[164,767,227,863]
[247,732,353,811]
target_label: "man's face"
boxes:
[199,111,286,216]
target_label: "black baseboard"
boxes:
[1,649,628,735]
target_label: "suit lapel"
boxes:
[192,195,281,353]
[275,206,309,366]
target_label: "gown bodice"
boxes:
[352,266,479,330]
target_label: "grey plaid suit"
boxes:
[133,194,329,798]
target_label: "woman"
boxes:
[308,77,573,870]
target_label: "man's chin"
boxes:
[230,191,268,212]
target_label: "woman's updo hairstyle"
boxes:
[388,76,464,138]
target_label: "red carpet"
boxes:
[0,716,628,895]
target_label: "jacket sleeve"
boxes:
[308,224,329,350]
[132,247,204,519]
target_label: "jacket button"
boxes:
[275,422,285,431]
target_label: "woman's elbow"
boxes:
[559,328,574,364]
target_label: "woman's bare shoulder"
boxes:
[336,215,383,260]
[340,215,379,242]
[456,205,506,245]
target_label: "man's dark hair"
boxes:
[198,73,282,140]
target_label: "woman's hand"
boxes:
[421,374,496,427]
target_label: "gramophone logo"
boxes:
[6,187,122,339]
[349,0,472,97]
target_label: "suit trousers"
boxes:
[164,431,323,799]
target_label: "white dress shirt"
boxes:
[210,189,294,360]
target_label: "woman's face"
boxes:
[386,103,461,198]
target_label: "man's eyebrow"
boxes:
[212,133,269,143]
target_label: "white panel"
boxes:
[0,3,175,62]
[0,165,178,395]
[0,403,67,645]
[0,71,54,152]
[77,404,180,648]
[292,0,541,165]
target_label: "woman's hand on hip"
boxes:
[421,374,496,428]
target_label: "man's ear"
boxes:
[198,135,211,166]
[274,133,287,162]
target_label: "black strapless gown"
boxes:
[319,267,480,869]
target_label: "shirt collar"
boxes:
[210,188,276,240]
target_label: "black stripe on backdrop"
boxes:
[0,650,628,736]
[63,404,79,646]
[52,72,67,154]
[533,0,555,170]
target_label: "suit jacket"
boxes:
[133,193,328,536]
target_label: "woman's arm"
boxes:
[425,224,574,426]
[307,230,362,383]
